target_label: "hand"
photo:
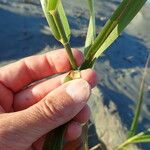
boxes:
[0,49,97,150]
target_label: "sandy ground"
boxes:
[0,0,150,149]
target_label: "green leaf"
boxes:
[115,129,150,150]
[47,0,60,12]
[40,0,71,44]
[57,1,71,42]
[43,124,66,150]
[84,0,96,55]
[81,0,147,69]
[130,129,150,144]
[40,0,61,41]
[132,135,150,143]
[128,55,150,138]
[41,0,77,70]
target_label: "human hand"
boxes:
[0,49,97,150]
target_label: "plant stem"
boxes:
[51,10,78,70]
[82,123,89,150]
[64,43,78,70]
[43,124,66,150]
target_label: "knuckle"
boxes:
[40,96,66,124]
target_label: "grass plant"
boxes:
[115,54,150,150]
[40,0,149,149]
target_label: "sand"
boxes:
[0,0,150,149]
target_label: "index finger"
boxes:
[0,49,83,92]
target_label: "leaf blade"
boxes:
[128,54,150,138]
[47,0,60,12]
[40,0,71,44]
[84,0,96,55]
[40,0,61,41]
[57,1,71,42]
[82,0,147,68]
[116,129,150,150]
[43,124,66,150]
[94,0,147,58]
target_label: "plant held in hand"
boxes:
[40,0,148,150]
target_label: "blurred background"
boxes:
[0,0,150,149]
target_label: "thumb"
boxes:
[0,79,91,148]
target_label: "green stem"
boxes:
[51,10,78,70]
[64,43,78,70]
[82,123,89,150]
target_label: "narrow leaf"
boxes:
[57,1,71,42]
[130,129,150,143]
[93,0,147,59]
[128,54,150,138]
[84,0,96,55]
[116,129,150,150]
[40,0,61,41]
[132,135,150,143]
[40,0,71,44]
[47,0,60,12]
[81,0,147,69]
[43,124,66,150]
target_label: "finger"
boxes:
[73,105,91,124]
[0,82,13,112]
[14,69,97,111]
[0,49,83,92]
[32,136,45,150]
[0,79,91,148]
[64,121,82,142]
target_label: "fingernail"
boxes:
[66,79,91,103]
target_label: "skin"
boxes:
[0,49,97,150]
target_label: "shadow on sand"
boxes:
[0,7,86,62]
